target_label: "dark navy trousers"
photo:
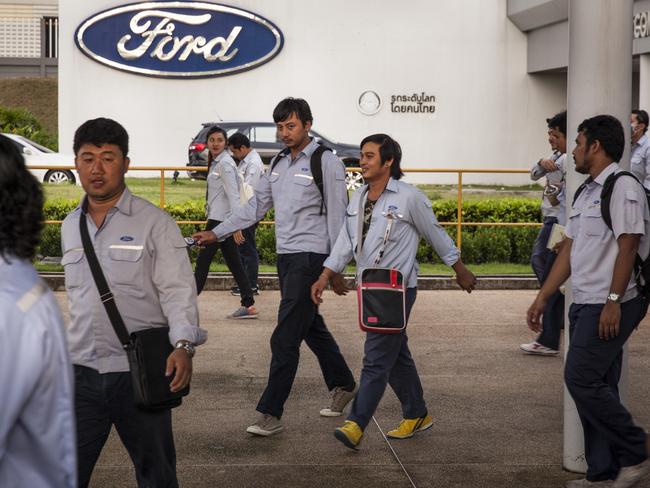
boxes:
[531,216,564,350]
[74,366,177,488]
[348,288,427,430]
[256,252,355,418]
[238,224,259,288]
[564,296,648,482]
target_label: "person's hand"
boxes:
[455,267,477,293]
[311,274,330,304]
[234,230,245,245]
[166,348,193,392]
[539,159,557,171]
[599,301,621,340]
[191,230,218,247]
[330,273,349,296]
[526,295,547,333]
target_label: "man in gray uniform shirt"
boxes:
[228,132,265,294]
[630,109,650,190]
[0,135,76,488]
[194,98,356,436]
[62,118,207,487]
[528,115,650,488]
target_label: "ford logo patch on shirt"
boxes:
[75,2,284,78]
[120,236,135,242]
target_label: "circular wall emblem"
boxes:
[357,90,381,115]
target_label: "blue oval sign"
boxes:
[75,1,284,78]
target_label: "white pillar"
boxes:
[640,54,650,111]
[564,0,633,473]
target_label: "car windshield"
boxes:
[14,134,54,153]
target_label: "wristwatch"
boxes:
[607,292,621,304]
[174,340,196,358]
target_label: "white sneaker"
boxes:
[566,479,613,487]
[246,414,283,436]
[520,341,559,356]
[613,458,650,488]
[319,386,357,417]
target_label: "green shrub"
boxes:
[0,106,58,151]
[39,198,542,267]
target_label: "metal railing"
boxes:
[35,165,539,249]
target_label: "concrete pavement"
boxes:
[53,290,650,488]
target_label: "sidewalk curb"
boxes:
[40,273,539,291]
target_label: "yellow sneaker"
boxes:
[386,414,433,439]
[334,420,363,450]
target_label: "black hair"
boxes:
[205,126,227,161]
[228,132,251,149]
[632,109,649,134]
[73,117,129,157]
[360,133,404,180]
[546,110,567,136]
[0,134,44,261]
[577,115,625,162]
[272,97,313,125]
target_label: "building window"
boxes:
[43,17,58,58]
[0,17,40,57]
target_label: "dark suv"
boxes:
[187,122,363,190]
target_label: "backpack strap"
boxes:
[269,147,291,172]
[572,181,588,206]
[600,171,641,231]
[310,144,331,215]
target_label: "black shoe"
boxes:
[252,286,260,295]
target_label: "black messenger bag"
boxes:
[79,212,189,410]
[355,188,406,334]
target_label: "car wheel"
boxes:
[345,170,364,191]
[44,169,75,184]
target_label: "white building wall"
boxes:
[59,0,567,184]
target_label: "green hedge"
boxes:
[40,198,540,266]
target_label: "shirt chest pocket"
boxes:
[581,206,606,237]
[61,249,85,289]
[107,245,146,293]
[291,173,316,202]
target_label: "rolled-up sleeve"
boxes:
[322,154,348,250]
[610,178,648,239]
[152,216,206,346]
[531,163,546,181]
[213,172,273,240]
[410,191,460,266]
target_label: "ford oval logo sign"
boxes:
[75,2,284,78]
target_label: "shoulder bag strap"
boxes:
[79,211,132,348]
[354,187,394,268]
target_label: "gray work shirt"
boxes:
[212,138,348,254]
[61,188,206,373]
[565,163,650,304]
[0,258,76,488]
[238,148,264,189]
[531,152,566,223]
[207,151,241,222]
[631,134,650,189]
[324,178,460,288]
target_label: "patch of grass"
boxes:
[44,177,207,206]
[0,78,57,135]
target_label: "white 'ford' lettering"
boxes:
[117,10,241,62]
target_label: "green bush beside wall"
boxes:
[40,198,540,266]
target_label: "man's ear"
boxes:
[123,157,131,174]
[384,158,394,167]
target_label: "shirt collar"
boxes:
[592,162,619,187]
[80,187,133,216]
[385,177,399,193]
[295,138,319,161]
